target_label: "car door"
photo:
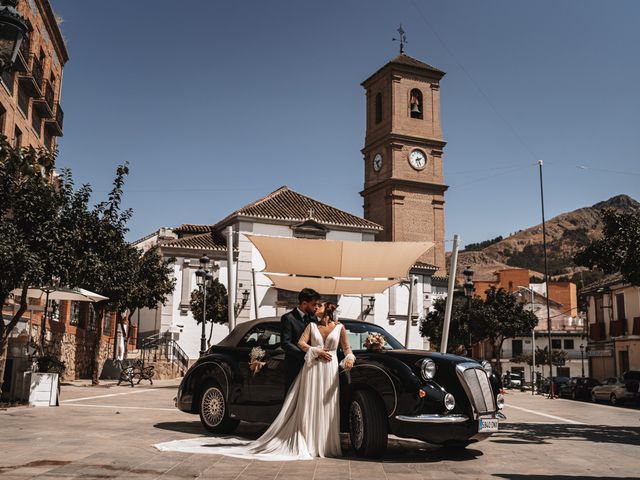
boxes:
[236,322,285,422]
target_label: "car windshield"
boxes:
[342,322,404,350]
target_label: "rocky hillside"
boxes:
[456,194,640,280]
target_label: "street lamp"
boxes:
[0,1,29,74]
[39,276,60,352]
[363,296,376,318]
[462,266,474,356]
[580,344,585,378]
[196,254,212,357]
[234,288,250,316]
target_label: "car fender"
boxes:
[183,354,236,410]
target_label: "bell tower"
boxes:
[360,51,448,271]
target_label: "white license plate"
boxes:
[478,418,499,432]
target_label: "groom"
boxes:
[280,288,330,393]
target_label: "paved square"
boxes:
[1,381,638,479]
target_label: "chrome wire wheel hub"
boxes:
[202,387,224,427]
[349,401,364,449]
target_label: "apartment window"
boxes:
[551,339,562,350]
[44,129,53,150]
[31,108,42,137]
[595,296,604,323]
[14,126,22,147]
[103,313,113,336]
[616,293,626,321]
[70,302,80,326]
[564,339,574,350]
[87,305,96,331]
[1,69,13,95]
[512,339,523,357]
[375,93,382,124]
[17,86,29,116]
[0,103,6,136]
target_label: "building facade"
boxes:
[584,274,640,380]
[0,0,67,150]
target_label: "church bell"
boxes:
[411,103,421,114]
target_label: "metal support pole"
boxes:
[441,234,460,354]
[199,284,207,357]
[226,226,236,332]
[531,287,536,395]
[538,160,554,399]
[404,276,415,347]
[251,268,259,320]
[40,289,50,353]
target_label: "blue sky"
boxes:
[52,0,640,247]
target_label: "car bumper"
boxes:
[391,412,504,444]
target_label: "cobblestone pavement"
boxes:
[1,380,639,479]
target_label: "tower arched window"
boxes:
[410,89,423,119]
[375,93,382,124]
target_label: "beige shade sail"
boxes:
[247,235,434,279]
[265,275,400,295]
[10,287,109,303]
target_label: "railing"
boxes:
[140,333,189,374]
[609,319,627,337]
[589,323,606,341]
[44,80,54,112]
[45,103,64,136]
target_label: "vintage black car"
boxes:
[175,318,505,458]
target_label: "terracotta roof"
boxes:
[173,224,214,234]
[581,273,627,295]
[411,262,438,272]
[214,186,382,231]
[362,53,445,86]
[161,231,228,251]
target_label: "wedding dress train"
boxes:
[158,323,353,461]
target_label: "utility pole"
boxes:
[441,234,460,354]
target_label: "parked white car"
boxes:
[591,374,640,405]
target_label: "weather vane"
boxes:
[393,24,407,54]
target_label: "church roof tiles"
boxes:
[214,186,382,232]
[161,230,228,251]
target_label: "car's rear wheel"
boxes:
[591,392,598,403]
[610,393,618,406]
[199,382,239,434]
[349,389,388,458]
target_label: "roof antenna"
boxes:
[392,24,407,54]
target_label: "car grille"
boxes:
[457,364,496,416]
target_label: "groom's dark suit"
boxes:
[281,308,314,393]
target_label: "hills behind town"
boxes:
[456,194,640,283]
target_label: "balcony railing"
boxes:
[18,54,44,97]
[609,319,627,337]
[589,323,606,341]
[634,317,640,336]
[44,103,64,137]
[33,80,55,118]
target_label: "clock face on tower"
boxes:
[373,153,383,172]
[408,149,427,170]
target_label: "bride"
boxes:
[191,301,355,461]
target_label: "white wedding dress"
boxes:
[163,322,354,461]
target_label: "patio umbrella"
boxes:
[11,287,109,303]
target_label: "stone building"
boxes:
[0,0,67,149]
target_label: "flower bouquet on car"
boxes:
[364,332,386,352]
[249,347,266,375]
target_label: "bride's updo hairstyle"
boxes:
[323,302,338,322]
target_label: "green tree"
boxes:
[420,294,485,354]
[480,287,538,374]
[575,208,640,285]
[190,278,228,346]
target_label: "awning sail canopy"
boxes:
[247,235,434,294]
[265,275,399,295]
[247,235,434,279]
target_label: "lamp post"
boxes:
[518,285,537,395]
[196,254,212,357]
[462,266,474,356]
[0,1,29,74]
[234,288,250,317]
[39,276,60,353]
[363,296,376,318]
[580,344,585,378]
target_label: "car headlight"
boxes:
[496,393,505,409]
[481,360,492,374]
[444,393,455,411]
[421,359,436,381]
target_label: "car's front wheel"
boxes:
[349,389,388,458]
[199,382,239,434]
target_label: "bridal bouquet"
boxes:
[364,332,386,352]
[249,346,266,375]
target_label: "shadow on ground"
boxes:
[493,475,630,480]
[492,422,640,446]
[154,420,484,463]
